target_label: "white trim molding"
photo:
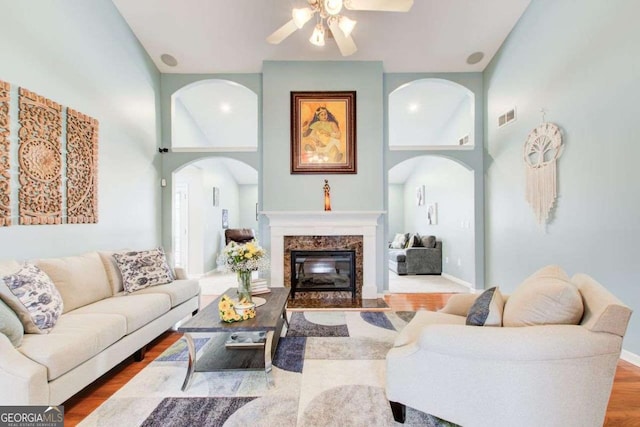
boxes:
[442,273,476,292]
[261,211,384,299]
[621,350,640,367]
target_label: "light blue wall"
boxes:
[387,184,404,240]
[261,61,387,290]
[200,163,240,272]
[239,185,259,233]
[159,73,261,259]
[173,100,209,148]
[262,61,384,211]
[0,0,161,260]
[484,0,640,355]
[437,96,474,146]
[385,73,485,288]
[403,157,475,285]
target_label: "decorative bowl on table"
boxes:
[234,302,256,316]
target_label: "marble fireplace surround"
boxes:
[262,211,384,299]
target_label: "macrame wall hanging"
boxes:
[524,110,564,226]
[0,80,10,226]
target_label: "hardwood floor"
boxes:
[63,293,640,426]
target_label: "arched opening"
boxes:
[171,157,258,278]
[171,79,258,150]
[387,156,475,293]
[389,79,474,149]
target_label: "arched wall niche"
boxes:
[389,78,475,150]
[384,73,485,290]
[170,155,258,275]
[388,155,476,288]
[388,152,473,171]
[171,78,258,151]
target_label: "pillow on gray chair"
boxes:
[390,233,409,249]
[406,234,422,248]
[420,235,436,248]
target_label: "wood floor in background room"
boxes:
[63,294,640,426]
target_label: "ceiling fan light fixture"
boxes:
[309,23,326,46]
[292,7,315,28]
[324,0,343,15]
[338,16,357,36]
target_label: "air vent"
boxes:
[458,135,469,145]
[498,108,517,128]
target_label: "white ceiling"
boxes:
[112,0,531,73]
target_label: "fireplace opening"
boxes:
[290,250,356,299]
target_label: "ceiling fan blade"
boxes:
[328,20,357,56]
[344,0,413,12]
[266,19,298,44]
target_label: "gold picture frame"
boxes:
[290,91,356,174]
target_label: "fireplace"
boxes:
[290,250,356,299]
[262,211,384,300]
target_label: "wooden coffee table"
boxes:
[178,287,290,391]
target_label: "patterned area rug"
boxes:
[78,311,458,427]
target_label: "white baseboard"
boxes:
[441,273,476,292]
[621,350,640,367]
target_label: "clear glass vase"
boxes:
[236,270,253,303]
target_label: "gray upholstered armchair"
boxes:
[389,241,442,275]
[386,266,632,426]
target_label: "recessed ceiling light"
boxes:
[408,103,419,113]
[466,51,484,65]
[160,53,178,67]
[220,103,231,113]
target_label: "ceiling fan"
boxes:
[267,0,414,56]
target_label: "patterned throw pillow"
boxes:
[406,234,423,248]
[0,264,64,334]
[466,287,505,327]
[389,233,409,249]
[112,248,175,293]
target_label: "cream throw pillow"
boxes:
[36,252,112,313]
[503,265,584,327]
[0,298,24,346]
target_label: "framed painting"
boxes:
[222,209,229,229]
[290,91,356,174]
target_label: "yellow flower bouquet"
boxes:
[218,294,256,323]
[217,240,270,303]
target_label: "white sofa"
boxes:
[386,269,632,427]
[0,251,200,405]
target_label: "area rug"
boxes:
[78,311,458,427]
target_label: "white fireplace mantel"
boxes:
[261,211,385,299]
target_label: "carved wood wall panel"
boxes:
[0,81,10,226]
[66,108,98,224]
[18,88,62,225]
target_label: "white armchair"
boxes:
[386,272,632,427]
